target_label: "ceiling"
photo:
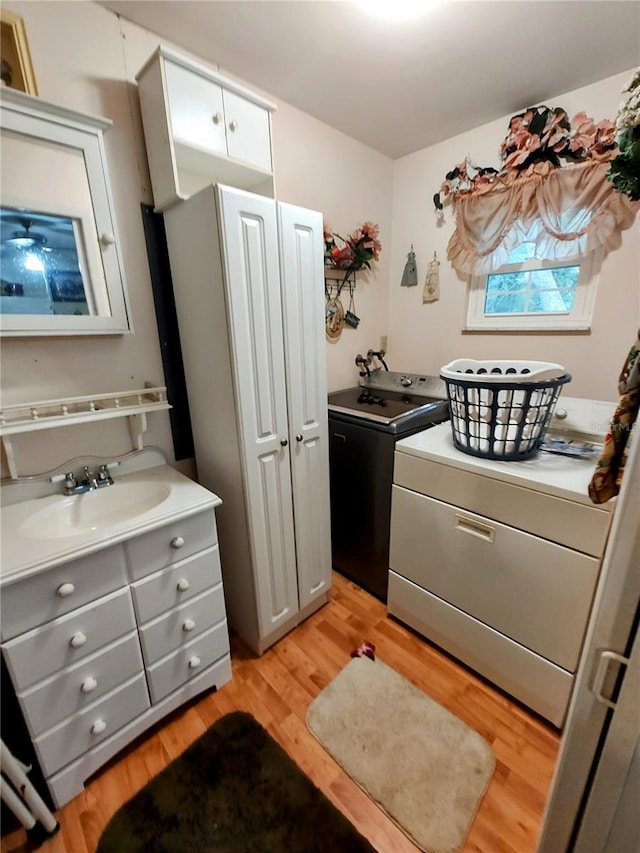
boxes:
[102,1,639,159]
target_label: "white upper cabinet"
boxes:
[164,61,228,157]
[222,89,272,172]
[136,46,276,212]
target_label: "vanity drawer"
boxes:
[146,621,230,704]
[17,632,144,738]
[0,545,128,641]
[126,510,218,581]
[34,673,150,777]
[139,584,227,666]
[390,486,600,672]
[131,545,222,624]
[3,587,136,690]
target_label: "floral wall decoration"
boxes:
[607,69,640,202]
[433,96,639,277]
[324,221,382,281]
[323,221,381,339]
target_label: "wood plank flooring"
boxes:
[1,573,560,853]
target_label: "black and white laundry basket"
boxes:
[440,359,572,461]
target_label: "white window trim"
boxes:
[465,247,603,332]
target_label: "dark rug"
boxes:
[97,711,375,853]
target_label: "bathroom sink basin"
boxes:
[18,481,172,539]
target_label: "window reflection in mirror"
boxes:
[0,206,93,316]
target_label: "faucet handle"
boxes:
[65,472,77,488]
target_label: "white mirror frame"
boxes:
[0,89,131,335]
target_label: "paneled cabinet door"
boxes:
[217,186,299,637]
[278,202,332,610]
[223,89,271,172]
[164,60,227,156]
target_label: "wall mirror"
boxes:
[0,89,131,335]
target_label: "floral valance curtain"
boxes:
[448,160,638,276]
[436,91,640,278]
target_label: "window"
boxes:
[466,242,601,332]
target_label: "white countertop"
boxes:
[1,464,222,586]
[395,422,613,509]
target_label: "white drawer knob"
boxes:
[182,618,196,633]
[57,583,75,598]
[91,719,107,735]
[228,119,238,132]
[81,676,98,694]
[69,632,87,649]
[176,578,190,592]
[171,536,185,549]
[212,112,222,125]
[188,655,201,669]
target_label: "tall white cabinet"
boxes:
[164,184,331,654]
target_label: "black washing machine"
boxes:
[328,371,449,602]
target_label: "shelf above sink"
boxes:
[0,386,172,479]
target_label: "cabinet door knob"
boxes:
[57,582,75,598]
[188,655,201,669]
[91,719,107,735]
[183,618,196,633]
[171,536,185,549]
[81,677,98,694]
[295,434,303,442]
[228,119,238,132]
[100,232,116,246]
[280,438,288,447]
[177,578,190,592]
[212,112,222,125]
[69,632,87,649]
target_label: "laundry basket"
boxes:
[440,359,571,461]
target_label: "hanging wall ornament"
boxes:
[423,252,440,303]
[344,282,361,328]
[325,289,345,339]
[401,244,418,286]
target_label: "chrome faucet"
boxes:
[96,464,114,488]
[60,464,116,495]
[355,353,372,377]
[62,467,95,495]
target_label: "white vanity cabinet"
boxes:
[388,423,614,728]
[136,45,275,211]
[127,514,229,703]
[0,505,231,808]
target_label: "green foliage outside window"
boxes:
[483,243,580,315]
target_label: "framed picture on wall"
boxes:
[1,9,38,95]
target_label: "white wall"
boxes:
[388,71,640,400]
[271,101,393,391]
[0,1,393,478]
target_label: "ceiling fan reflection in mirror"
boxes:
[3,218,47,249]
[0,207,78,252]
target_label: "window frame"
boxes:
[465,246,602,332]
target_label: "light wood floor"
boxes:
[1,572,560,853]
